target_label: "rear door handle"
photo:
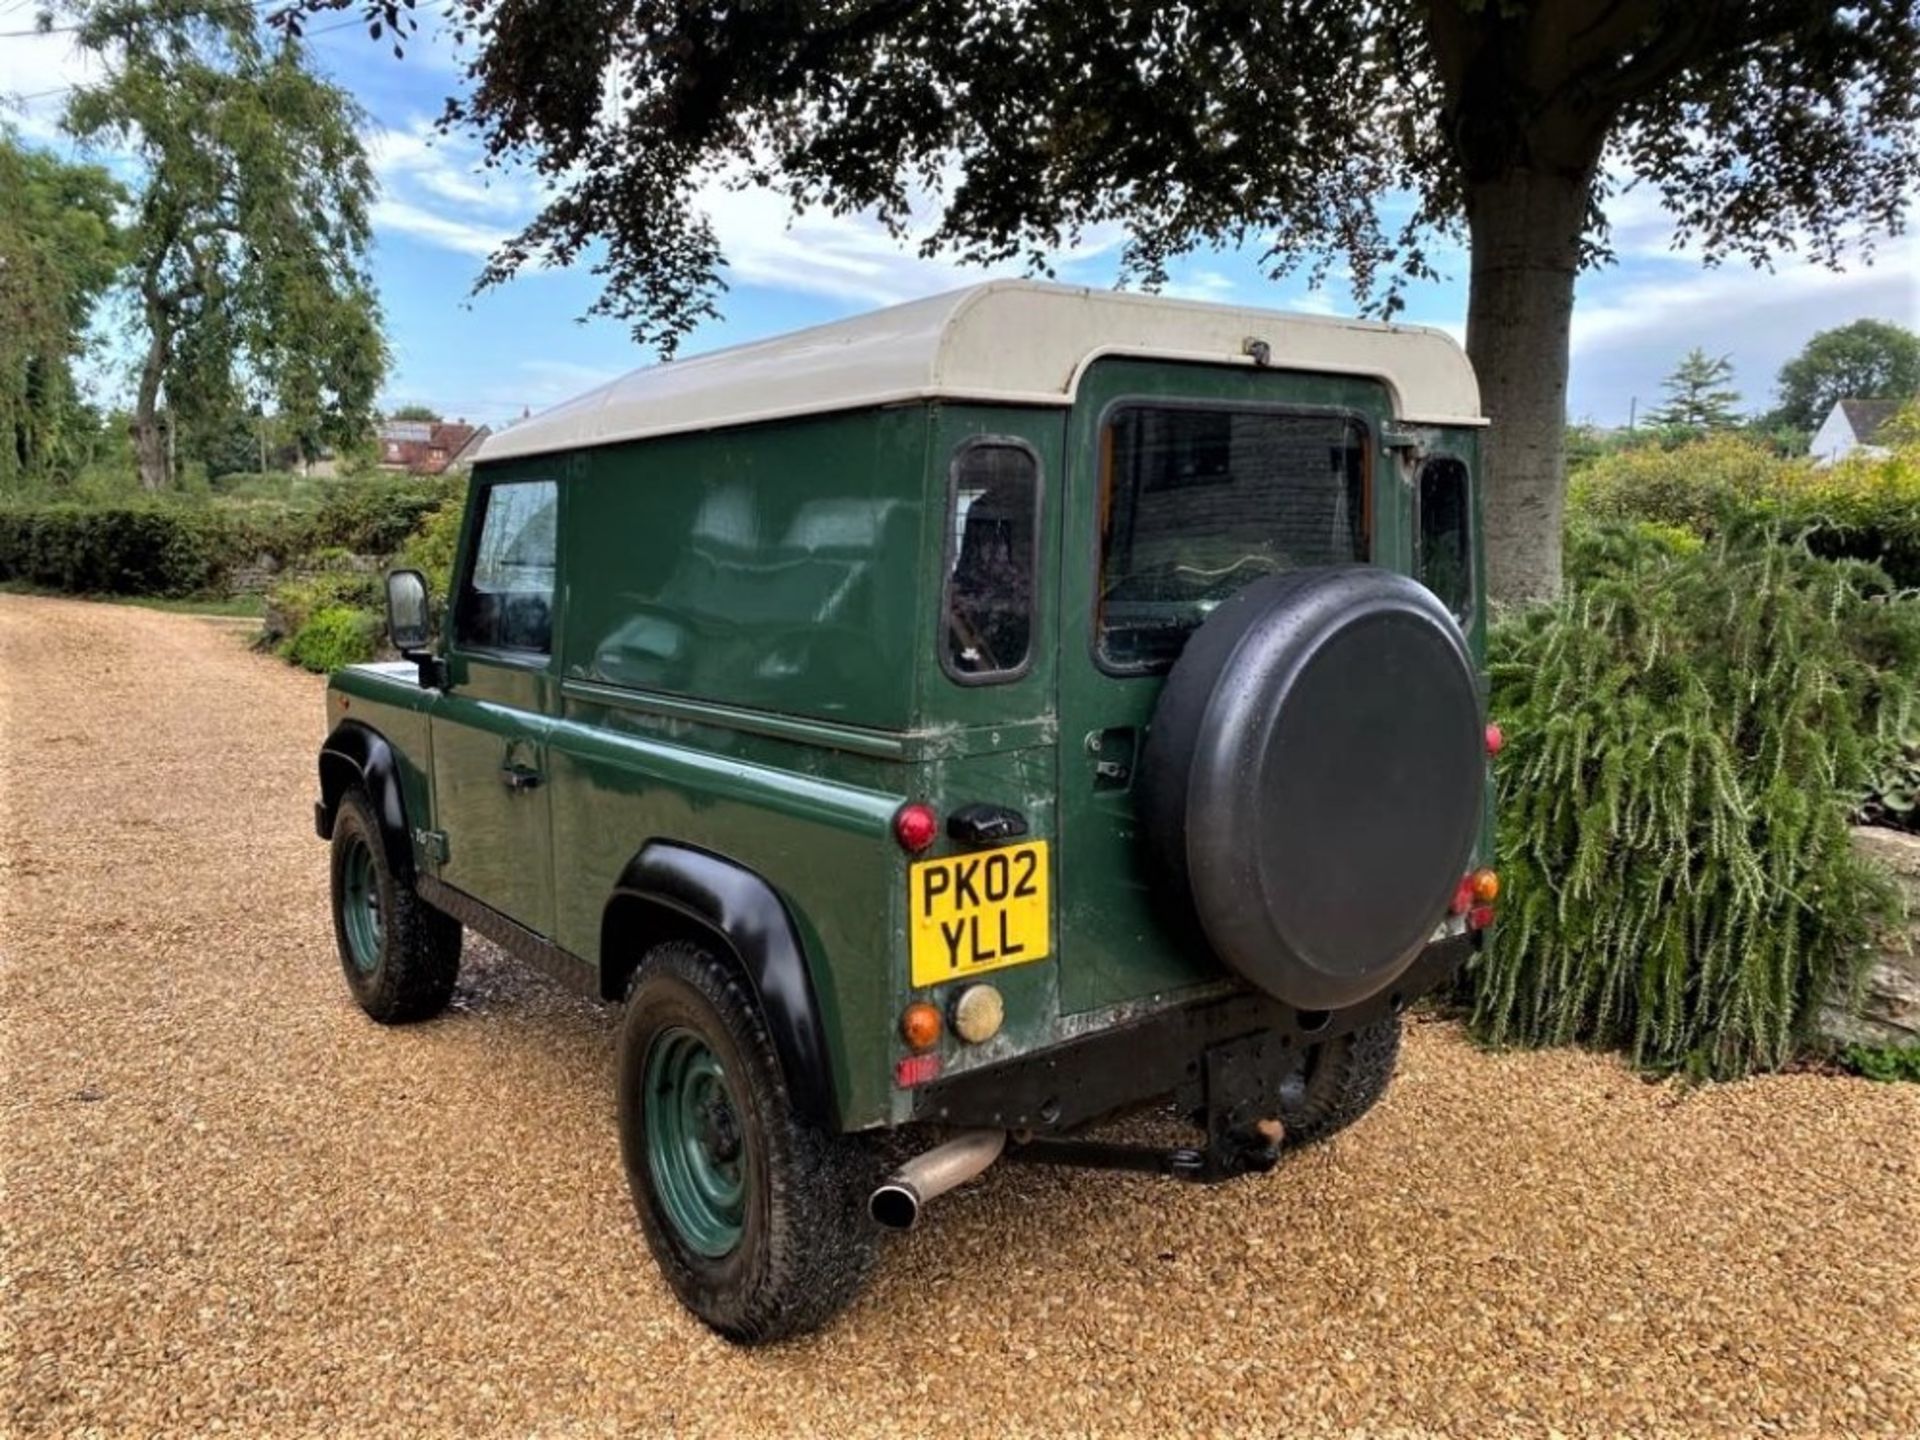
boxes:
[500,762,543,792]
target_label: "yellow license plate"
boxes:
[909,840,1051,989]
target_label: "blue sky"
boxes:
[5,15,1915,431]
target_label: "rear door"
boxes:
[1052,359,1397,1016]
[430,474,562,937]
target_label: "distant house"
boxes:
[377,418,490,475]
[1810,398,1902,466]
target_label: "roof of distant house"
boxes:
[1838,398,1903,444]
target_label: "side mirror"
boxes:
[385,569,432,652]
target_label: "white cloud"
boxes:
[368,195,510,258]
[0,27,113,140]
[1566,236,1918,423]
[1158,269,1238,303]
[520,358,622,394]
[366,116,534,216]
[1572,249,1916,354]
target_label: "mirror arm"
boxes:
[403,648,448,690]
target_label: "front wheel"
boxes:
[617,942,881,1343]
[1277,1014,1403,1148]
[328,788,461,1023]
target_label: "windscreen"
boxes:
[1097,406,1369,672]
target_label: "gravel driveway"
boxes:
[2,592,1917,1438]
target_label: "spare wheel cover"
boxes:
[1140,566,1483,1010]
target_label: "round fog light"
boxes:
[950,984,1005,1045]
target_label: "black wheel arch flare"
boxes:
[602,843,839,1130]
[317,720,415,877]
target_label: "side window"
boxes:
[454,479,559,656]
[1415,457,1472,623]
[942,439,1040,682]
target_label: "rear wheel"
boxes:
[617,941,881,1343]
[329,788,461,1023]
[1277,1015,1403,1148]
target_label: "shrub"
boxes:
[397,480,467,601]
[0,504,240,596]
[1863,720,1920,832]
[1567,433,1797,535]
[1773,438,1920,589]
[1840,1044,1920,1083]
[1470,525,1920,1078]
[310,475,454,555]
[259,565,382,647]
[1568,418,1920,588]
[281,603,381,673]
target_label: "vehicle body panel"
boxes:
[321,335,1490,1134]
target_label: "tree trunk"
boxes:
[132,319,171,492]
[1465,166,1591,608]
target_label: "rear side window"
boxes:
[1415,457,1472,623]
[1098,406,1369,672]
[942,439,1040,682]
[455,479,559,656]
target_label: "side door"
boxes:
[1052,359,1396,1016]
[431,474,562,937]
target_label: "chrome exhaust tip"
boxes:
[868,1129,1006,1231]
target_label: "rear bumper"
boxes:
[910,934,1475,1134]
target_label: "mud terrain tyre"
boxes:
[329,788,461,1023]
[1278,1015,1403,1147]
[617,941,882,1344]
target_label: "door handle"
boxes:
[1086,727,1138,790]
[500,761,543,792]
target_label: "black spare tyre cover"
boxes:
[1139,566,1483,1011]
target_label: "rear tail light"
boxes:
[1485,723,1504,756]
[894,1053,940,1088]
[1470,868,1500,903]
[1450,877,1474,915]
[1467,904,1496,931]
[893,802,939,854]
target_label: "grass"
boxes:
[0,581,265,618]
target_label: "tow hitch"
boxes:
[1005,1031,1288,1182]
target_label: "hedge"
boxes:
[1569,417,1920,588]
[0,505,242,597]
[0,477,458,600]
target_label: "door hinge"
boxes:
[414,828,450,865]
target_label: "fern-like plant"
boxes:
[1470,523,1920,1077]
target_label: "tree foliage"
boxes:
[65,1,387,490]
[385,403,443,423]
[1644,348,1742,432]
[291,0,1920,604]
[0,132,125,491]
[1771,319,1920,433]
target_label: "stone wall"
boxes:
[1819,826,1920,1048]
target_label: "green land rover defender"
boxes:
[315,280,1500,1342]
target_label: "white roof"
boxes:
[478,280,1483,463]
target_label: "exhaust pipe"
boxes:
[869,1129,1007,1231]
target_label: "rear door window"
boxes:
[942,439,1040,682]
[1415,457,1472,623]
[1097,406,1369,672]
[455,479,559,656]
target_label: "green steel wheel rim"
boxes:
[644,1026,749,1258]
[339,835,382,975]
